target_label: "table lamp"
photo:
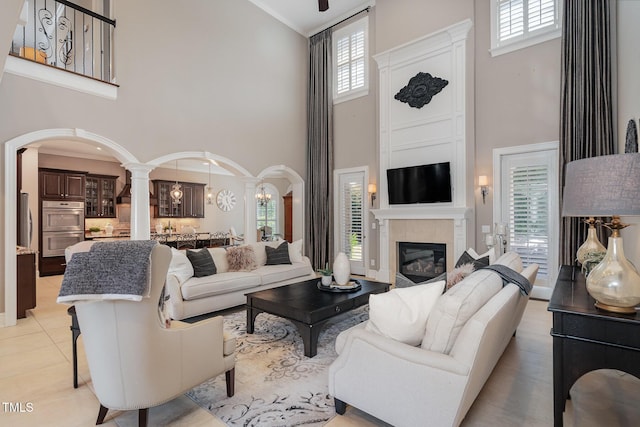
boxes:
[562,153,640,313]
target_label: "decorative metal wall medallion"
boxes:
[394,72,449,109]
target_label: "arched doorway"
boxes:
[3,128,139,327]
[257,165,305,243]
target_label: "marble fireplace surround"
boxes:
[372,207,472,283]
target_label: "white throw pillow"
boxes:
[168,248,194,284]
[467,247,497,264]
[250,242,270,266]
[288,239,303,263]
[210,247,229,273]
[365,280,445,346]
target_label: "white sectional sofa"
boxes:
[165,240,315,320]
[328,251,538,427]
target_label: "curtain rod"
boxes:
[310,6,371,38]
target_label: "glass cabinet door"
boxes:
[85,177,99,217]
[85,175,117,218]
[100,178,116,217]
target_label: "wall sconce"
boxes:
[479,175,489,204]
[368,183,377,207]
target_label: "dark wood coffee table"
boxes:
[246,277,390,357]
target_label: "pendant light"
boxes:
[255,181,271,207]
[206,161,214,205]
[170,160,183,205]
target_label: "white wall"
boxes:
[0,0,307,315]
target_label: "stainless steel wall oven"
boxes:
[41,200,85,258]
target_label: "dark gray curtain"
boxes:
[559,0,616,265]
[305,29,333,270]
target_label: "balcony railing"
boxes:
[9,0,116,84]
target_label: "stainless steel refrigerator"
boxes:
[19,192,33,248]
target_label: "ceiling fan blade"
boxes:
[319,0,329,12]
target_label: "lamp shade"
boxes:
[562,153,640,217]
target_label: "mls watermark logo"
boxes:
[2,402,33,413]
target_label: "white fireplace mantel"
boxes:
[371,19,473,283]
[372,206,472,221]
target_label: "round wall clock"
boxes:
[216,189,236,211]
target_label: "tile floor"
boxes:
[1,275,639,426]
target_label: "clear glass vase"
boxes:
[576,226,606,265]
[586,236,640,313]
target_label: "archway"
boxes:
[3,128,139,327]
[257,165,305,244]
[146,151,259,243]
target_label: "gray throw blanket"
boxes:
[57,240,158,304]
[480,264,532,296]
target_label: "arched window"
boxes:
[256,183,279,239]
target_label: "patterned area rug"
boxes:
[186,306,369,426]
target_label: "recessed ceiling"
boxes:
[249,0,374,36]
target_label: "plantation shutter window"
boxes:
[508,164,550,280]
[334,168,369,276]
[333,17,369,103]
[491,0,561,56]
[497,146,559,292]
[339,177,363,262]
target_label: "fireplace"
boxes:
[398,242,446,283]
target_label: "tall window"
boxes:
[490,0,561,57]
[334,168,367,275]
[494,142,559,298]
[256,184,278,236]
[333,16,369,103]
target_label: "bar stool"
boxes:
[67,305,81,388]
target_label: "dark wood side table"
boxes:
[548,265,640,426]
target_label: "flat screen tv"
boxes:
[387,162,452,204]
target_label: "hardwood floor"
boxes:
[1,276,639,426]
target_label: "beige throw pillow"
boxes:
[226,245,257,271]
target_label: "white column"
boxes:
[124,163,154,240]
[377,218,391,282]
[243,178,260,243]
[291,181,304,242]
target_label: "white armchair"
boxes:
[73,244,236,426]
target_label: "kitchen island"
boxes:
[85,231,229,248]
[152,232,228,248]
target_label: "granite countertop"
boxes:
[85,231,130,239]
[17,246,37,255]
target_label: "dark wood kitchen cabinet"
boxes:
[85,174,117,218]
[17,253,36,318]
[154,180,205,218]
[183,183,205,218]
[40,169,86,200]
